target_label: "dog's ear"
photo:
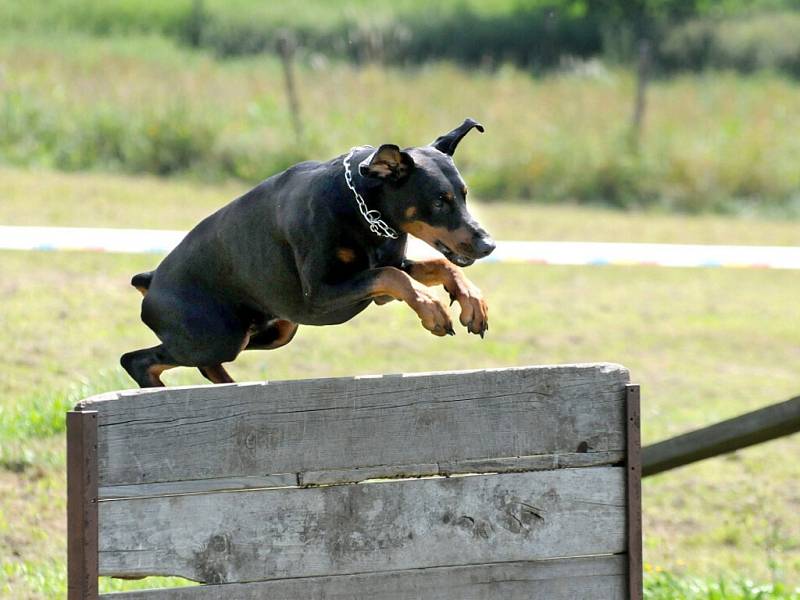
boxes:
[430,118,485,156]
[359,144,415,182]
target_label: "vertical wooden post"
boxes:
[626,384,643,600]
[67,410,99,600]
[277,33,304,143]
[630,39,651,151]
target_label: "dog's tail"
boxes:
[131,271,154,297]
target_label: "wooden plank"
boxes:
[100,555,627,600]
[99,474,298,500]
[67,410,99,600]
[79,364,629,489]
[438,450,625,476]
[300,462,440,486]
[98,467,626,583]
[99,451,626,497]
[301,450,625,486]
[643,394,800,477]
[625,385,643,600]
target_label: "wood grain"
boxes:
[99,467,626,583]
[100,555,626,600]
[80,364,629,490]
[300,451,625,486]
[98,474,298,500]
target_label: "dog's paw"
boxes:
[410,289,455,337]
[453,286,488,338]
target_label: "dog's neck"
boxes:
[343,147,400,241]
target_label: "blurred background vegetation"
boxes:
[2,1,800,598]
[2,0,800,213]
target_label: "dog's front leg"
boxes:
[298,263,455,337]
[402,258,488,337]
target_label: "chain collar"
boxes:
[343,148,399,239]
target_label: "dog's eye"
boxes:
[433,197,445,210]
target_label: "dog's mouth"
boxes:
[434,241,475,267]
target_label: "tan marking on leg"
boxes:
[406,258,454,287]
[265,320,298,349]
[404,206,417,219]
[147,363,175,387]
[336,247,357,263]
[200,364,234,384]
[370,268,454,336]
[406,259,489,337]
[240,329,252,352]
[369,267,416,301]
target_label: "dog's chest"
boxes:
[329,237,405,277]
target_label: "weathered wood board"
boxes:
[98,474,298,500]
[99,467,626,583]
[80,364,629,491]
[101,555,627,600]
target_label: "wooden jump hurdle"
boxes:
[67,363,641,599]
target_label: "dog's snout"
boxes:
[473,235,496,258]
[458,226,496,259]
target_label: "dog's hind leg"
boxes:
[198,364,235,384]
[194,320,297,384]
[120,344,178,388]
[244,319,298,350]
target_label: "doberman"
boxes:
[121,118,496,387]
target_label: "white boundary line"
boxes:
[2,225,800,269]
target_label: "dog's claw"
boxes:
[480,330,485,339]
[446,326,456,336]
[449,293,456,306]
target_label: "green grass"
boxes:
[0,0,525,34]
[645,570,800,599]
[2,33,800,213]
[1,167,799,597]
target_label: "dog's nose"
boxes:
[473,235,496,258]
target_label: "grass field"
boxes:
[3,7,800,596]
[1,167,799,598]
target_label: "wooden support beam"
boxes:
[67,410,99,600]
[626,385,642,600]
[643,395,800,477]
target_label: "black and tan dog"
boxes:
[121,119,495,387]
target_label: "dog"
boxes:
[121,118,495,387]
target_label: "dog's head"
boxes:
[359,118,495,267]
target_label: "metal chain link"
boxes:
[343,148,399,239]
